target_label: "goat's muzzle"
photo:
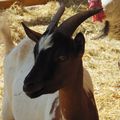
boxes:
[23,81,44,98]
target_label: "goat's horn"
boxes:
[58,8,103,36]
[46,1,65,34]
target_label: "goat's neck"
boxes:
[59,61,99,120]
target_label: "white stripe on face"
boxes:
[38,34,53,53]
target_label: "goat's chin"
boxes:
[25,88,44,99]
[24,85,60,98]
[25,88,59,99]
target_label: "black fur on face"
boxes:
[23,31,85,98]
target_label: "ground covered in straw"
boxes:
[105,0,120,40]
[0,1,120,120]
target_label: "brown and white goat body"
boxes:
[1,2,101,120]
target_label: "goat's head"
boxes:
[23,3,102,98]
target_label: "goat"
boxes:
[1,2,102,120]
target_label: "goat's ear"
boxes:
[74,32,85,55]
[22,22,42,43]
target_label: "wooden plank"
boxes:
[0,0,14,9]
[18,0,48,6]
[0,0,48,9]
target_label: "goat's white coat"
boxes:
[38,34,53,52]
[2,35,93,120]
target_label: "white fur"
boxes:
[2,35,93,120]
[38,34,53,53]
[61,110,67,120]
[45,92,59,120]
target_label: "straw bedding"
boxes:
[0,1,120,120]
[105,0,120,40]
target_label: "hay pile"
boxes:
[0,1,120,120]
[105,0,120,40]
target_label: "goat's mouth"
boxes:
[23,84,45,98]
[25,87,45,98]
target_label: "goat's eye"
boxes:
[55,56,67,63]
